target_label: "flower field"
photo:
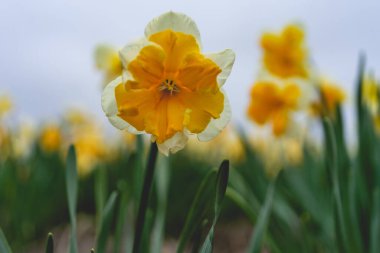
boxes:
[1,8,379,253]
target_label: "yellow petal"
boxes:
[149,30,200,73]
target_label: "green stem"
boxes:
[132,142,158,253]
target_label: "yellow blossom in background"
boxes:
[64,109,107,177]
[185,124,245,164]
[251,136,303,177]
[95,45,123,86]
[102,11,235,155]
[362,76,379,116]
[73,125,106,177]
[39,124,62,153]
[64,108,91,127]
[0,94,12,119]
[247,80,301,137]
[261,24,308,78]
[361,76,380,134]
[0,126,11,161]
[12,121,36,159]
[310,80,346,117]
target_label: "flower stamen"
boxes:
[159,79,180,95]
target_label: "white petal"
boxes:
[119,38,152,69]
[156,132,188,156]
[101,76,143,134]
[197,93,231,142]
[144,11,201,46]
[206,49,235,87]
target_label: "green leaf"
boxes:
[322,118,351,253]
[112,181,130,253]
[226,187,256,224]
[176,160,229,253]
[66,145,78,253]
[45,233,54,253]
[150,155,170,253]
[95,191,118,253]
[199,160,229,253]
[95,167,108,231]
[248,179,276,253]
[0,228,12,253]
[370,188,380,253]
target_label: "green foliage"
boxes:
[66,145,78,253]
[2,55,380,253]
[177,160,229,253]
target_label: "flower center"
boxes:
[159,78,180,95]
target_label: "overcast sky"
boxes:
[1,0,379,138]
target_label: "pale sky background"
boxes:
[1,0,379,140]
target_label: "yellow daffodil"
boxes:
[362,76,379,116]
[310,80,346,117]
[64,109,107,176]
[95,45,123,86]
[102,11,235,155]
[0,94,12,119]
[73,125,106,177]
[39,124,62,153]
[247,79,302,137]
[361,76,380,134]
[261,24,308,79]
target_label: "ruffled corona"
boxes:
[102,12,235,155]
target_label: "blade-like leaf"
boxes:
[199,160,229,253]
[45,233,54,253]
[112,181,130,253]
[0,228,12,253]
[177,160,229,253]
[96,191,118,253]
[95,167,108,231]
[248,179,276,253]
[323,118,351,253]
[370,188,380,253]
[66,145,78,253]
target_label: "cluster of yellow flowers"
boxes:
[0,105,112,177]
[247,25,313,138]
[244,24,348,175]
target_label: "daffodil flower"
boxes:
[310,79,345,117]
[260,24,308,79]
[102,11,235,155]
[247,79,303,137]
[362,76,379,116]
[95,44,123,86]
[0,94,12,120]
[39,124,62,153]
